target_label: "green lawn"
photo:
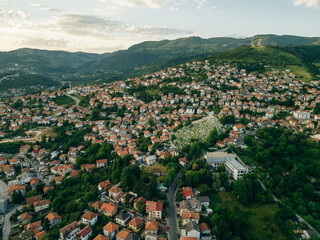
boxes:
[219,191,288,240]
[53,95,76,107]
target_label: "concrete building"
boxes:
[225,158,250,180]
[205,152,236,168]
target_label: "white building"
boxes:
[205,152,236,168]
[293,110,311,120]
[225,158,250,180]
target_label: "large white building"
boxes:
[205,152,236,169]
[225,158,250,180]
[205,152,250,180]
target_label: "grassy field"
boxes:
[286,65,313,81]
[54,95,76,107]
[143,164,167,174]
[146,89,161,95]
[218,191,288,240]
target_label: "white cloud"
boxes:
[29,4,61,12]
[293,0,319,8]
[99,0,164,9]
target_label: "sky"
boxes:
[0,0,319,53]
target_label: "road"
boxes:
[0,180,8,199]
[65,93,80,107]
[2,204,20,240]
[167,174,180,240]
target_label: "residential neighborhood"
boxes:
[0,59,320,240]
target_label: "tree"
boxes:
[212,172,221,191]
[12,190,24,204]
[135,200,144,214]
[121,166,134,191]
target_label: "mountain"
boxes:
[83,34,320,74]
[0,34,319,91]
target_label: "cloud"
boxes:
[29,4,61,12]
[48,14,191,39]
[20,37,69,48]
[293,0,319,8]
[99,0,164,9]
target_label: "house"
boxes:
[26,195,41,207]
[183,187,194,199]
[77,226,93,240]
[25,220,42,232]
[60,221,80,240]
[145,221,158,240]
[128,217,143,232]
[196,196,210,207]
[34,199,51,212]
[98,180,112,192]
[94,234,110,240]
[8,184,26,196]
[181,212,200,226]
[45,212,62,227]
[101,202,118,217]
[35,231,46,240]
[116,228,133,240]
[20,212,33,225]
[4,165,15,177]
[91,201,104,213]
[81,211,98,226]
[109,186,122,199]
[179,199,202,216]
[200,223,212,240]
[179,157,189,168]
[103,222,120,238]
[115,211,131,226]
[145,155,156,166]
[96,159,107,168]
[183,221,201,240]
[146,201,163,220]
[30,177,40,190]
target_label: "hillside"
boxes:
[0,48,106,76]
[0,71,58,91]
[210,45,320,80]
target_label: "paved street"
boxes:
[2,205,20,240]
[0,180,8,199]
[167,174,180,240]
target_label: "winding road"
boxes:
[167,174,180,240]
[65,93,80,107]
